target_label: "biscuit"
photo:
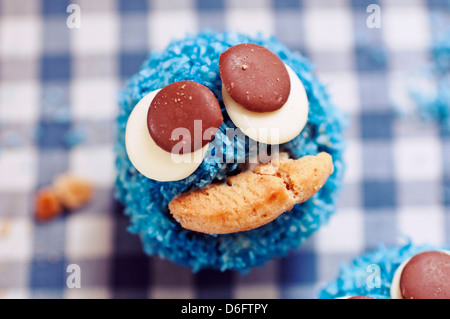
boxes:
[169,152,334,234]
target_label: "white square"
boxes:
[69,145,115,187]
[343,138,362,184]
[315,208,364,254]
[66,214,113,260]
[0,218,33,261]
[382,5,430,51]
[0,148,37,191]
[303,7,354,52]
[0,289,30,299]
[394,137,442,182]
[0,16,42,58]
[148,9,197,50]
[397,206,444,245]
[151,0,195,10]
[234,285,279,299]
[71,77,119,121]
[225,0,274,38]
[233,261,279,298]
[319,72,360,114]
[0,82,40,123]
[64,287,110,299]
[72,12,119,55]
[149,287,195,299]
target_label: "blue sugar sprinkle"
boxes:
[319,242,450,299]
[64,127,86,148]
[114,30,346,272]
[410,29,450,132]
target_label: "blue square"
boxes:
[363,180,397,209]
[194,269,233,298]
[111,255,150,289]
[444,179,450,207]
[112,212,147,255]
[362,141,394,180]
[355,46,387,72]
[197,11,225,31]
[273,0,302,9]
[279,251,316,284]
[120,52,148,78]
[42,17,71,54]
[446,209,450,243]
[29,258,66,290]
[42,0,71,15]
[363,209,397,249]
[37,121,71,149]
[196,0,224,10]
[426,0,449,8]
[360,111,393,139]
[119,0,148,12]
[41,55,71,81]
[350,0,380,8]
[439,125,450,139]
[358,73,390,111]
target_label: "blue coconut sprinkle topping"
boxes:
[409,29,450,133]
[114,30,346,272]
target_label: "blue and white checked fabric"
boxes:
[0,0,449,299]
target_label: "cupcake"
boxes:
[114,30,346,272]
[319,242,450,299]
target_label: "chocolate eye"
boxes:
[219,43,309,144]
[390,250,450,299]
[125,81,223,182]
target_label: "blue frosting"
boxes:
[319,242,450,299]
[114,30,346,272]
[410,29,450,132]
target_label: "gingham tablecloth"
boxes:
[0,0,449,299]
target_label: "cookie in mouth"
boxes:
[169,152,333,234]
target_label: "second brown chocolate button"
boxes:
[219,43,291,113]
[400,251,450,299]
[147,81,223,155]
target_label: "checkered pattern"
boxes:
[0,0,449,299]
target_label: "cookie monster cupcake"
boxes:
[319,242,450,299]
[114,30,346,272]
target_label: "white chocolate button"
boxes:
[222,64,309,144]
[125,90,208,182]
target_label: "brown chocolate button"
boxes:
[147,81,223,154]
[400,251,450,299]
[347,296,374,299]
[219,43,291,113]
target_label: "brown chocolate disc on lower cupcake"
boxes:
[399,251,450,299]
[219,43,291,113]
[147,81,223,154]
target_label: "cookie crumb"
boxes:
[0,220,11,237]
[53,174,93,210]
[35,188,63,222]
